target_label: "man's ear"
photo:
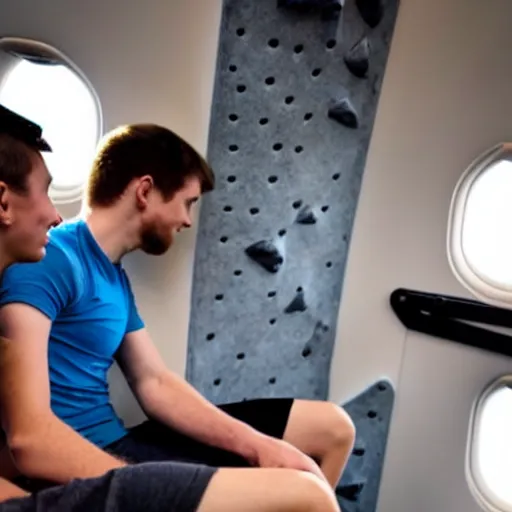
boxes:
[0,182,13,226]
[134,175,154,210]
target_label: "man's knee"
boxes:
[197,468,340,512]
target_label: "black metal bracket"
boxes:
[390,288,512,358]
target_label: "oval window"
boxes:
[448,143,512,307]
[0,38,101,204]
[467,376,512,512]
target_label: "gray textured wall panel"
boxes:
[187,0,399,404]
[337,379,395,511]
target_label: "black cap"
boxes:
[0,104,52,152]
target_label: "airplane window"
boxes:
[467,377,512,512]
[0,38,101,204]
[447,143,512,308]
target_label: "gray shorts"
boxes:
[0,462,217,512]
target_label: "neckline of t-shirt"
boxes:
[77,219,122,268]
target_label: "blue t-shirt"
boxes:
[0,219,144,448]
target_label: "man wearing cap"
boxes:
[0,115,352,510]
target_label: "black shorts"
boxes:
[2,462,216,512]
[106,398,295,467]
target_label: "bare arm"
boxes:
[0,477,28,502]
[0,304,126,484]
[117,329,265,463]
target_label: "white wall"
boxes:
[0,0,223,424]
[331,0,512,510]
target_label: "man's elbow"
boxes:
[6,418,53,479]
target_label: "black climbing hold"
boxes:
[245,241,284,273]
[304,112,313,121]
[268,291,277,298]
[278,229,287,237]
[378,383,387,391]
[292,200,302,209]
[344,37,370,78]
[237,352,245,360]
[321,205,329,212]
[229,114,238,122]
[294,44,304,54]
[285,289,307,314]
[268,38,279,48]
[302,346,312,358]
[353,447,365,456]
[220,236,228,243]
[237,85,246,93]
[227,175,236,183]
[368,410,377,418]
[249,207,260,215]
[328,99,359,129]
[326,39,337,49]
[285,96,295,105]
[213,378,221,386]
[296,205,317,225]
[236,28,245,37]
[268,175,278,183]
[215,294,224,301]
[234,269,242,276]
[355,0,383,28]
[265,76,275,85]
[269,377,277,384]
[337,480,365,502]
[229,65,237,72]
[269,318,277,325]
[332,172,340,180]
[260,117,269,125]
[206,333,215,341]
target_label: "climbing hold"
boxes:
[344,37,370,78]
[245,240,284,273]
[328,98,359,129]
[337,479,366,502]
[284,289,307,313]
[355,0,383,28]
[296,205,317,225]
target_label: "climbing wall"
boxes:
[187,0,399,404]
[337,380,395,511]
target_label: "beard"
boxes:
[140,224,173,255]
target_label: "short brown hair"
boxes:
[86,124,215,207]
[0,134,38,194]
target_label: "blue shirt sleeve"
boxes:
[0,243,79,321]
[122,271,144,334]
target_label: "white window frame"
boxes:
[466,374,512,512]
[0,37,102,204]
[447,142,512,308]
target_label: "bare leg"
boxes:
[282,400,356,488]
[197,467,340,512]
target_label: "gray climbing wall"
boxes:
[187,0,399,404]
[337,379,395,511]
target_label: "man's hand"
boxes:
[249,434,328,484]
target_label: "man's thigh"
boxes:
[1,462,216,512]
[107,398,295,467]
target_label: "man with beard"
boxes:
[0,123,355,501]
